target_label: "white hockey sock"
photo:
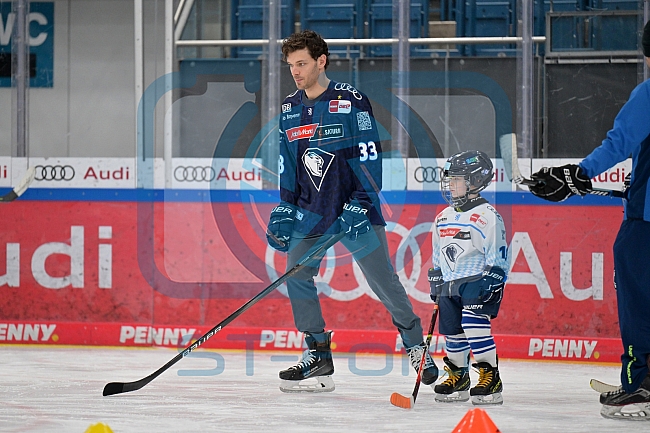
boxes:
[444,334,470,368]
[461,309,497,367]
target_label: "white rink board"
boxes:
[0,346,642,433]
[0,157,632,192]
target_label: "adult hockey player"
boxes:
[429,150,508,405]
[266,30,438,393]
[527,21,650,420]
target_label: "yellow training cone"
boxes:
[84,422,114,433]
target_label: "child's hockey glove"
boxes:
[478,267,506,304]
[428,268,446,300]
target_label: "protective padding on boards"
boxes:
[451,408,501,433]
[84,423,114,433]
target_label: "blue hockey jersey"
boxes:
[579,79,650,221]
[278,80,386,235]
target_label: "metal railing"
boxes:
[175,36,547,48]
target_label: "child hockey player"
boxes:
[429,150,509,405]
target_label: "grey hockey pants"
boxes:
[285,225,424,348]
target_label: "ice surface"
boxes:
[0,346,642,432]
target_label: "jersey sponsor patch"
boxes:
[453,231,471,240]
[357,111,372,131]
[440,228,461,237]
[470,213,488,228]
[441,243,465,272]
[329,100,351,114]
[286,123,319,142]
[310,124,344,141]
[302,147,335,191]
[282,113,300,121]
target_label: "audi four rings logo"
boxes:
[414,166,444,183]
[174,166,216,182]
[35,165,75,181]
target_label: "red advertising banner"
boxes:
[0,198,624,362]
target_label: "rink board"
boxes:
[0,192,625,363]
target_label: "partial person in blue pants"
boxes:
[266,30,438,393]
[528,20,650,421]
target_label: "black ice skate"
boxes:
[470,361,503,405]
[600,374,650,420]
[279,331,335,393]
[405,343,439,386]
[434,357,471,403]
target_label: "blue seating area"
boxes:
[367,0,429,57]
[586,0,639,52]
[229,0,642,58]
[231,0,296,58]
[300,0,364,57]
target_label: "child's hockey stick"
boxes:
[390,298,439,409]
[0,166,35,202]
[103,231,345,396]
[499,133,626,198]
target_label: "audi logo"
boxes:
[35,165,75,181]
[413,166,444,183]
[174,166,216,182]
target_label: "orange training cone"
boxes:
[451,408,501,433]
[84,423,114,433]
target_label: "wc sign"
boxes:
[0,2,54,88]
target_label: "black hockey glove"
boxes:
[428,268,446,301]
[529,164,592,202]
[478,267,506,304]
[339,199,371,241]
[266,202,295,252]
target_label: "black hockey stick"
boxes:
[390,297,439,409]
[0,166,35,202]
[103,231,346,396]
[499,133,626,198]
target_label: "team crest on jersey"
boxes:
[442,243,465,272]
[329,100,351,114]
[286,123,318,142]
[302,148,335,191]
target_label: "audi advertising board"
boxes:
[0,157,631,191]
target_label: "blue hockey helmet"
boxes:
[441,150,493,206]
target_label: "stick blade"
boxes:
[103,382,126,396]
[15,166,36,197]
[498,133,521,183]
[590,379,621,393]
[0,166,36,202]
[390,392,414,409]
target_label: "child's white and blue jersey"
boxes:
[432,200,509,282]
